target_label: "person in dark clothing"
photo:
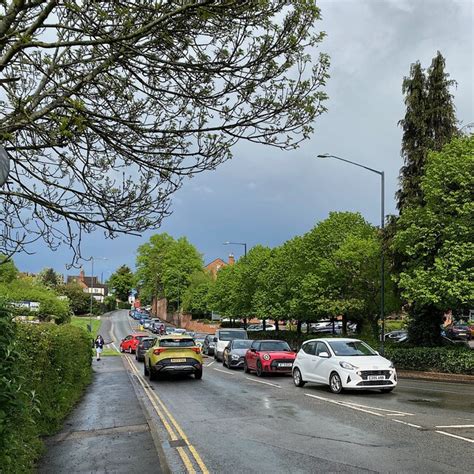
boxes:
[94,335,105,360]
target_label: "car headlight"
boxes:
[262,353,271,361]
[231,354,240,360]
[339,361,357,370]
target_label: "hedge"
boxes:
[0,311,92,473]
[385,346,474,375]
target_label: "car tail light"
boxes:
[192,347,201,354]
[153,348,167,355]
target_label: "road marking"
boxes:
[305,394,384,417]
[206,361,215,367]
[213,368,235,375]
[339,400,414,417]
[435,424,474,429]
[392,419,422,429]
[124,356,209,473]
[435,430,474,444]
[245,377,281,389]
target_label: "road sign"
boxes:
[0,146,9,186]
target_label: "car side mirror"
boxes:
[319,351,330,358]
[213,337,217,343]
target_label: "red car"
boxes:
[120,333,149,354]
[244,340,296,376]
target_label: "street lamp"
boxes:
[316,153,386,354]
[223,241,247,257]
[86,256,107,333]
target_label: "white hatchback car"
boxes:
[292,338,397,394]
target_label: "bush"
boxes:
[220,321,244,328]
[385,346,474,375]
[117,301,131,310]
[0,311,92,472]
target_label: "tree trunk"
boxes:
[297,320,302,334]
[342,315,347,336]
[408,303,444,346]
[275,320,279,331]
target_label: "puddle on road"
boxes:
[406,398,445,408]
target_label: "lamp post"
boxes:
[87,256,107,333]
[223,241,247,257]
[316,153,386,354]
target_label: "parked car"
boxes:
[202,334,216,355]
[222,339,253,369]
[244,340,296,376]
[292,338,397,394]
[214,328,248,361]
[135,337,156,362]
[144,335,203,380]
[385,330,408,342]
[444,323,471,341]
[247,324,276,332]
[120,333,149,354]
[193,333,208,348]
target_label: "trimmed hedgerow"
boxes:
[0,307,92,473]
[385,346,474,375]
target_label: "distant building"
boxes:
[205,254,235,279]
[67,268,108,303]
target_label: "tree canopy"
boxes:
[107,265,134,302]
[0,1,329,261]
[393,135,474,344]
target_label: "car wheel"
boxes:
[256,360,264,377]
[293,368,306,387]
[243,360,250,373]
[149,365,158,381]
[128,347,132,354]
[329,372,343,394]
[144,363,149,376]
[380,388,394,393]
[195,369,203,380]
[120,346,124,353]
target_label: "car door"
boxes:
[297,342,317,381]
[247,341,259,369]
[312,342,333,383]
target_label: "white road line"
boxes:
[392,419,422,429]
[213,368,235,375]
[435,430,474,444]
[340,401,414,417]
[435,424,474,429]
[305,394,384,417]
[245,377,281,389]
[206,361,215,367]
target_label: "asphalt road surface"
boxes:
[109,310,474,473]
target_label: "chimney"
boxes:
[79,267,85,282]
[228,254,235,265]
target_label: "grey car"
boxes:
[222,339,254,369]
[202,334,216,356]
[135,337,156,362]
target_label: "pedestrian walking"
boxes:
[94,334,105,360]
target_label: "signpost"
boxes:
[0,145,9,186]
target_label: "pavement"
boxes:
[37,319,168,474]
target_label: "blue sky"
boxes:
[14,0,474,279]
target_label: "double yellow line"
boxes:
[123,355,209,474]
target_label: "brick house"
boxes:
[205,254,235,279]
[67,268,108,303]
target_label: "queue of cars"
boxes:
[120,322,397,394]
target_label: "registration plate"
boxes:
[367,375,385,381]
[278,363,293,367]
[170,358,186,363]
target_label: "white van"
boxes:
[214,328,248,361]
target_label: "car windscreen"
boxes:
[219,331,247,341]
[141,339,155,348]
[232,340,253,349]
[259,341,291,352]
[328,340,377,356]
[160,338,195,347]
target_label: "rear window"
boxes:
[160,338,195,347]
[218,330,247,341]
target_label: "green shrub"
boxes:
[385,346,474,375]
[0,313,92,473]
[220,321,244,328]
[117,301,131,310]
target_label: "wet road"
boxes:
[111,310,474,473]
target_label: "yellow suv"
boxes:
[144,335,203,380]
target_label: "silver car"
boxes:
[222,339,254,369]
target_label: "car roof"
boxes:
[218,328,246,331]
[304,338,360,343]
[158,334,193,339]
[255,339,287,343]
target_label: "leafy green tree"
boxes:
[135,234,203,311]
[0,1,329,260]
[182,271,214,318]
[36,268,63,288]
[107,265,134,302]
[60,282,91,316]
[0,255,18,283]
[393,136,474,345]
[209,265,240,318]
